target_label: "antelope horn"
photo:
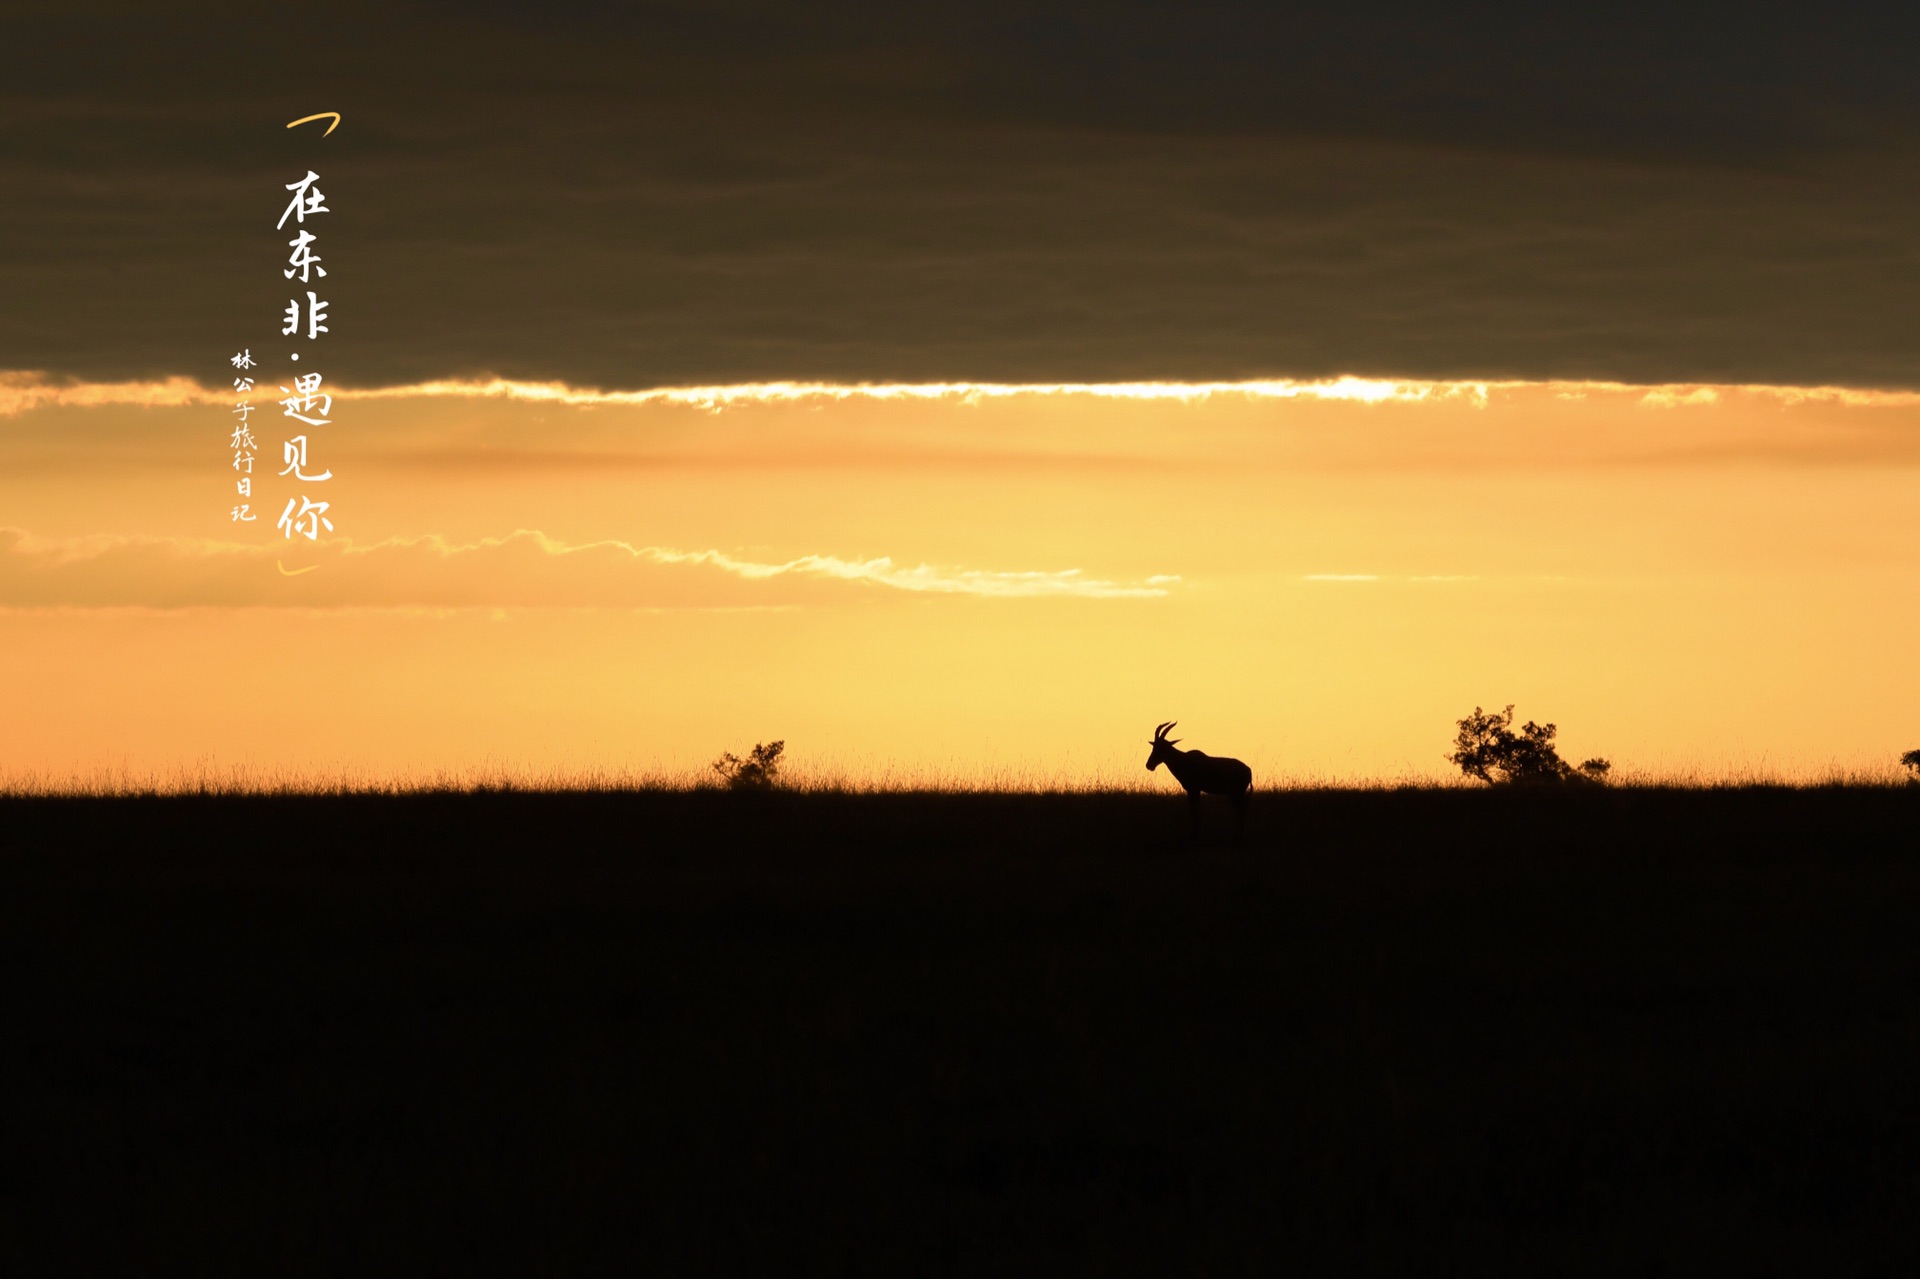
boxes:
[1154,720,1177,740]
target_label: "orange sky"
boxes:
[4,376,1918,787]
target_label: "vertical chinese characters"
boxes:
[228,349,257,520]
[275,169,335,541]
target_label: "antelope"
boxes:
[1146,721,1253,838]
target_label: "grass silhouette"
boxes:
[4,784,1918,1271]
[8,757,1920,796]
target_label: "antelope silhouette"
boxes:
[1146,721,1252,838]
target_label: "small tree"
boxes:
[1900,749,1920,782]
[1449,705,1610,786]
[712,740,785,792]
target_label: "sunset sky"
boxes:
[6,3,1920,785]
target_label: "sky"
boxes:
[4,3,1919,785]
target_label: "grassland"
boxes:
[3,786,1917,1273]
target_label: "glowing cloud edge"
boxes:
[9,372,1920,417]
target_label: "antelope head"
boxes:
[1146,720,1182,771]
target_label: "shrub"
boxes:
[712,740,785,792]
[1449,705,1610,787]
[1901,749,1920,781]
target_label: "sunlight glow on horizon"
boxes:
[5,371,1920,786]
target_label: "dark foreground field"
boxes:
[4,788,1919,1274]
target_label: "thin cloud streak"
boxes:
[1303,574,1482,583]
[641,548,1169,598]
[13,371,1920,418]
[0,374,213,417]
[378,376,1464,410]
[0,527,1173,609]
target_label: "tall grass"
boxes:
[4,757,1914,797]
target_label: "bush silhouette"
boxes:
[712,740,785,792]
[1901,749,1920,782]
[1449,705,1610,786]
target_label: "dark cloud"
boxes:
[5,2,1920,387]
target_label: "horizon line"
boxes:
[3,761,1913,799]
